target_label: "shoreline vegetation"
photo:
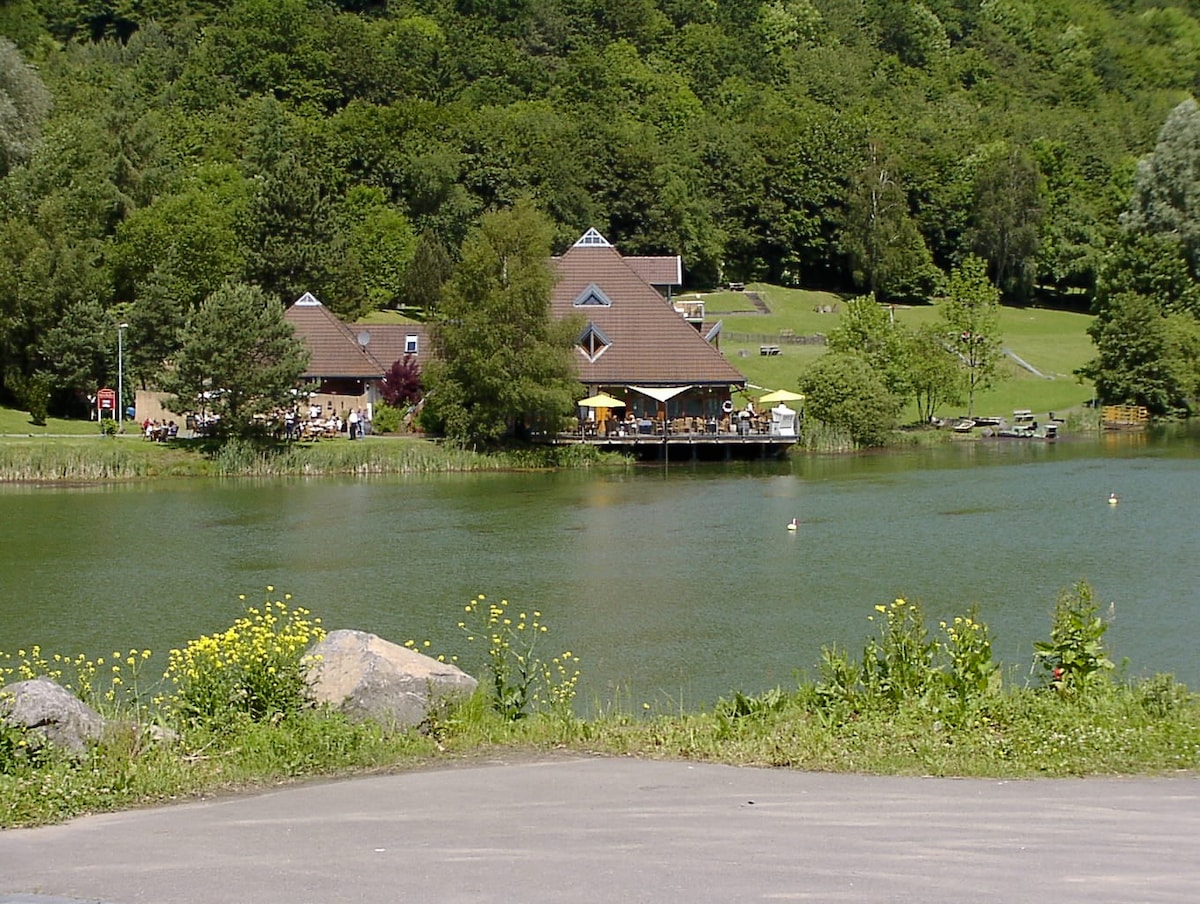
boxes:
[2,584,1198,828]
[0,433,624,482]
[0,405,1111,483]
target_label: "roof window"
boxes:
[573,283,612,307]
[577,323,611,362]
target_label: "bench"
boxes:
[759,345,781,356]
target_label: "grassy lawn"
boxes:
[705,285,1097,420]
[0,406,127,436]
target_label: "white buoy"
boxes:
[1108,493,1119,505]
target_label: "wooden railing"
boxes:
[1102,405,1149,426]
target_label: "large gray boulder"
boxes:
[305,630,478,729]
[0,677,106,754]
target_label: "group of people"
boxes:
[141,418,178,441]
[283,404,372,441]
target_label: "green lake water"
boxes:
[1,428,1197,707]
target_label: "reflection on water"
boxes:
[1,426,1197,706]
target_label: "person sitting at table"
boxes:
[166,420,178,439]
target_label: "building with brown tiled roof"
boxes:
[553,229,746,421]
[283,292,427,417]
[284,230,747,426]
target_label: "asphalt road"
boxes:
[2,757,1198,903]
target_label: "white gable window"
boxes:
[573,283,612,307]
[577,323,611,362]
[405,334,419,354]
[574,228,612,247]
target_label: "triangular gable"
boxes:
[574,228,611,248]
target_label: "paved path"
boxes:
[2,758,1198,903]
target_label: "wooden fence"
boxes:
[723,331,828,346]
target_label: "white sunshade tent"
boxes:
[629,385,691,403]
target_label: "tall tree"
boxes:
[0,38,50,177]
[940,255,1002,417]
[840,142,940,301]
[399,230,454,313]
[826,293,913,401]
[162,282,309,437]
[1123,97,1200,274]
[422,202,580,446]
[967,146,1044,300]
[1079,292,1200,415]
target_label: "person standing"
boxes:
[347,407,360,440]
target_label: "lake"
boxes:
[1,427,1197,708]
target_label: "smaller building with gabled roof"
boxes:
[283,292,427,417]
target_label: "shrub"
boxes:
[162,589,325,731]
[1033,581,1114,696]
[798,352,901,447]
[25,373,51,426]
[371,403,401,434]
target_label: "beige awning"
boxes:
[629,385,691,403]
[577,393,626,408]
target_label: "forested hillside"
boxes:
[2,0,1200,415]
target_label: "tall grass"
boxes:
[0,439,202,480]
[0,435,626,482]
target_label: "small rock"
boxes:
[0,677,107,755]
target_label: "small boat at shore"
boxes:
[994,409,1058,440]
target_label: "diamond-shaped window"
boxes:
[577,323,611,362]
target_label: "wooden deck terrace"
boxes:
[536,420,798,461]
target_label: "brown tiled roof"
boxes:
[626,256,682,287]
[284,293,383,379]
[351,323,429,371]
[551,242,745,388]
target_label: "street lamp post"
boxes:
[118,322,129,433]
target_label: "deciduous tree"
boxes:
[798,351,901,447]
[939,255,1002,417]
[421,202,580,446]
[1078,292,1199,415]
[0,38,50,177]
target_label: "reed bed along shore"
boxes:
[0,435,613,483]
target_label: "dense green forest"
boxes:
[2,0,1200,417]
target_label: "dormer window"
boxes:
[573,283,612,307]
[405,334,419,354]
[577,322,611,362]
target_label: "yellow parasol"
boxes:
[758,389,805,405]
[577,393,626,408]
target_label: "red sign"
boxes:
[97,388,116,411]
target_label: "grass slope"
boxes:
[712,285,1096,420]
